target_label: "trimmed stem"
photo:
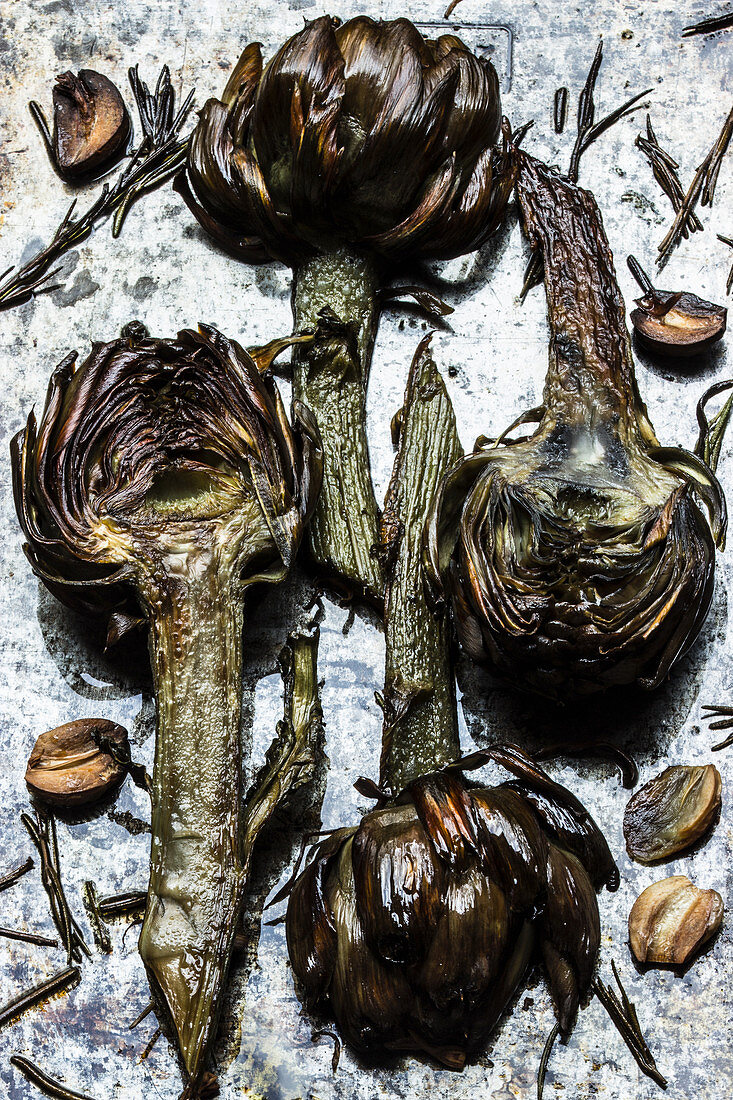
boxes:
[379,338,464,791]
[292,248,384,604]
[138,548,245,1083]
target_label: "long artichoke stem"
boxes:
[293,248,384,603]
[517,153,653,444]
[137,544,245,1084]
[379,338,464,792]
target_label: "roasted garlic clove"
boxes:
[629,875,723,966]
[623,764,721,862]
[25,718,128,807]
[628,256,726,358]
[52,70,130,180]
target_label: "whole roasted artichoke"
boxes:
[12,325,321,1090]
[286,744,618,1067]
[426,153,726,699]
[179,15,516,601]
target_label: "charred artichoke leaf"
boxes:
[12,324,322,1089]
[426,152,724,698]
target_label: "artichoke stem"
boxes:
[137,546,245,1085]
[293,248,384,604]
[380,338,464,791]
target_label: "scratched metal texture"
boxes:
[0,0,731,1097]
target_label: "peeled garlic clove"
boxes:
[25,718,128,807]
[629,875,723,966]
[623,764,721,863]
[52,70,130,180]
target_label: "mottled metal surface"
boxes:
[0,1,732,1097]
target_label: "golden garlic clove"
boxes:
[52,70,130,180]
[631,291,726,358]
[25,718,128,808]
[623,764,721,863]
[628,875,723,966]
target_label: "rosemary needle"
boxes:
[0,966,80,1030]
[10,1054,98,1100]
[0,856,34,893]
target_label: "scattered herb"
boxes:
[658,105,733,263]
[21,811,89,966]
[0,966,80,1031]
[0,857,34,894]
[139,1026,162,1061]
[0,65,194,312]
[695,377,733,472]
[30,70,130,181]
[10,1054,98,1100]
[0,927,58,948]
[537,1021,560,1099]
[682,12,733,37]
[592,961,667,1089]
[636,115,703,237]
[311,1029,342,1074]
[25,718,129,808]
[624,765,721,862]
[97,890,146,920]
[719,233,733,294]
[629,875,723,967]
[82,881,112,954]
[702,703,733,750]
[554,87,568,133]
[129,1001,154,1030]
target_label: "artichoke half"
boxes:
[12,325,321,1088]
[285,338,617,1070]
[426,153,726,699]
[179,14,516,602]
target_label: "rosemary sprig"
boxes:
[0,64,194,312]
[21,810,90,965]
[521,40,650,300]
[658,105,733,263]
[0,856,33,894]
[0,926,58,948]
[97,890,147,920]
[636,115,703,237]
[568,39,652,183]
[129,1001,154,1030]
[682,12,733,37]
[0,966,80,1031]
[82,881,112,954]
[701,704,733,750]
[10,1054,98,1100]
[593,962,667,1090]
[537,1021,560,1099]
[719,233,733,295]
[554,87,568,134]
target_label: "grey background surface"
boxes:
[0,0,731,1097]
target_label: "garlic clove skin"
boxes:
[629,875,724,966]
[623,764,721,863]
[25,718,128,808]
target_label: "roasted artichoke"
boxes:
[426,153,726,698]
[179,15,516,600]
[12,325,321,1089]
[287,745,618,1067]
